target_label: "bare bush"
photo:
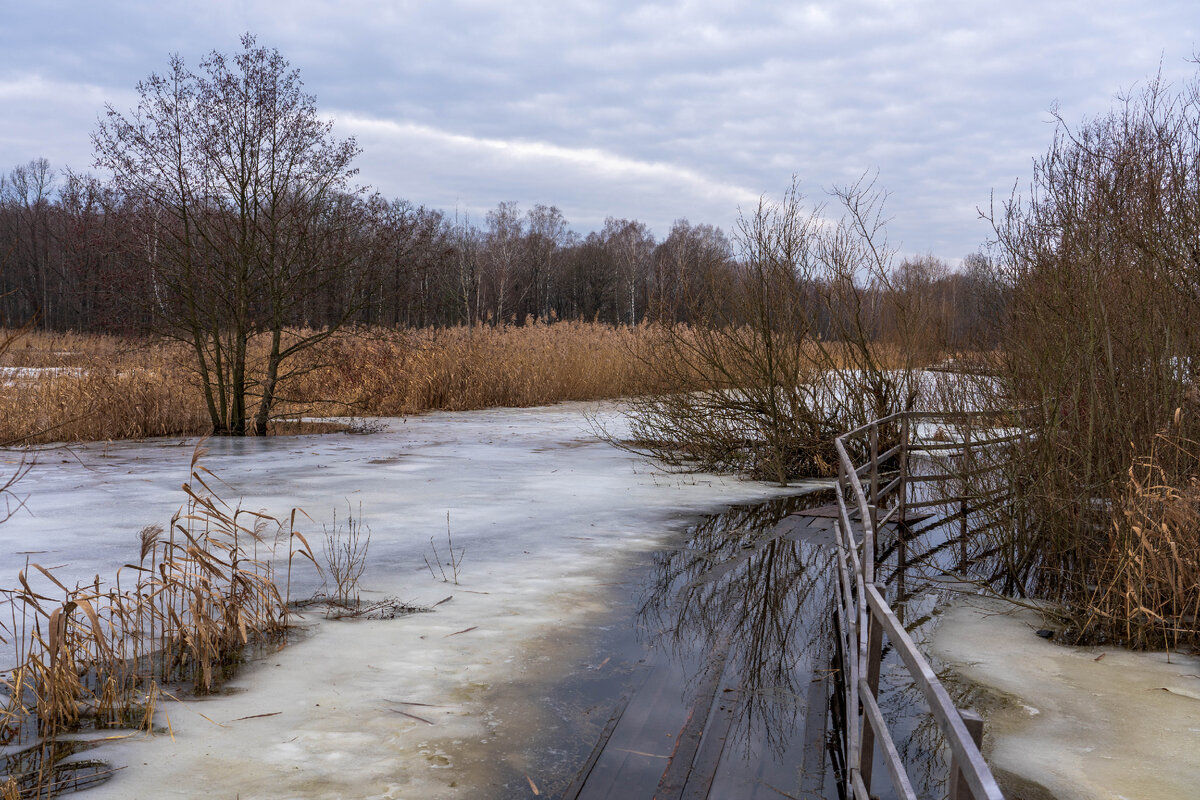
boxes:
[321,502,371,611]
[980,67,1200,644]
[620,176,932,484]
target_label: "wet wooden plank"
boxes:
[799,667,832,798]
[576,666,683,800]
[774,513,840,547]
[654,636,733,799]
[679,686,739,800]
[560,694,633,800]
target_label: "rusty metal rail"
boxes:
[832,410,1019,800]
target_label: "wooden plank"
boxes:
[869,422,880,558]
[654,636,733,799]
[678,686,739,800]
[560,694,633,800]
[799,665,832,798]
[905,471,963,484]
[573,664,683,799]
[909,432,1023,451]
[795,504,928,523]
[949,710,985,800]
[851,770,872,800]
[878,474,902,499]
[831,489,861,777]
[858,607,884,790]
[835,438,875,544]
[876,441,903,466]
[842,411,904,440]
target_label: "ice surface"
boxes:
[0,402,799,799]
[931,595,1200,800]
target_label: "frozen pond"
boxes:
[0,402,817,798]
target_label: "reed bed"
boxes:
[0,323,663,444]
[289,320,661,416]
[0,332,211,444]
[0,449,317,796]
[0,324,920,446]
[1079,429,1200,650]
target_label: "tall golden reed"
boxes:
[0,323,662,443]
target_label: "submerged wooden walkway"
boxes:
[563,410,1017,800]
[562,511,847,800]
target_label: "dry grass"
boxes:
[0,448,318,796]
[0,331,211,444]
[288,320,661,416]
[1079,428,1200,649]
[0,323,662,444]
[0,324,922,447]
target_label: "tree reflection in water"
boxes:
[636,491,838,777]
[544,488,988,800]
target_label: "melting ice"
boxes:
[0,403,801,799]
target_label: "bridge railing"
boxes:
[831,409,1022,800]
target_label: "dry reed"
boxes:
[0,448,319,796]
[0,331,211,444]
[288,320,660,417]
[0,324,908,447]
[1079,427,1200,649]
[0,323,662,444]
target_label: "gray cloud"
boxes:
[1,1,1196,257]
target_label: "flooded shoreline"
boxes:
[0,403,810,798]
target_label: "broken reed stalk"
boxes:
[0,446,320,795]
[423,514,464,586]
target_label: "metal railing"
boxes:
[831,410,1017,800]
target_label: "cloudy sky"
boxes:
[1,1,1196,259]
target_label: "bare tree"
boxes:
[524,203,567,321]
[622,176,926,484]
[602,217,654,324]
[481,201,524,324]
[651,219,732,322]
[981,67,1200,623]
[93,35,386,435]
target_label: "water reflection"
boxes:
[505,488,986,800]
[636,493,836,761]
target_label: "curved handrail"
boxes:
[831,409,1011,800]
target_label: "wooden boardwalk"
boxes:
[561,510,862,800]
[563,409,1017,800]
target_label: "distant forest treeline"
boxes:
[0,157,1002,346]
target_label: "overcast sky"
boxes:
[1,1,1196,260]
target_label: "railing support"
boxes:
[897,416,910,595]
[858,585,885,792]
[869,422,879,567]
[949,709,985,800]
[959,427,972,572]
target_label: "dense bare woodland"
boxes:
[0,161,1001,341]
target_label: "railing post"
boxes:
[948,709,985,800]
[897,415,909,599]
[869,422,879,568]
[858,584,885,793]
[959,427,971,573]
[898,415,909,524]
